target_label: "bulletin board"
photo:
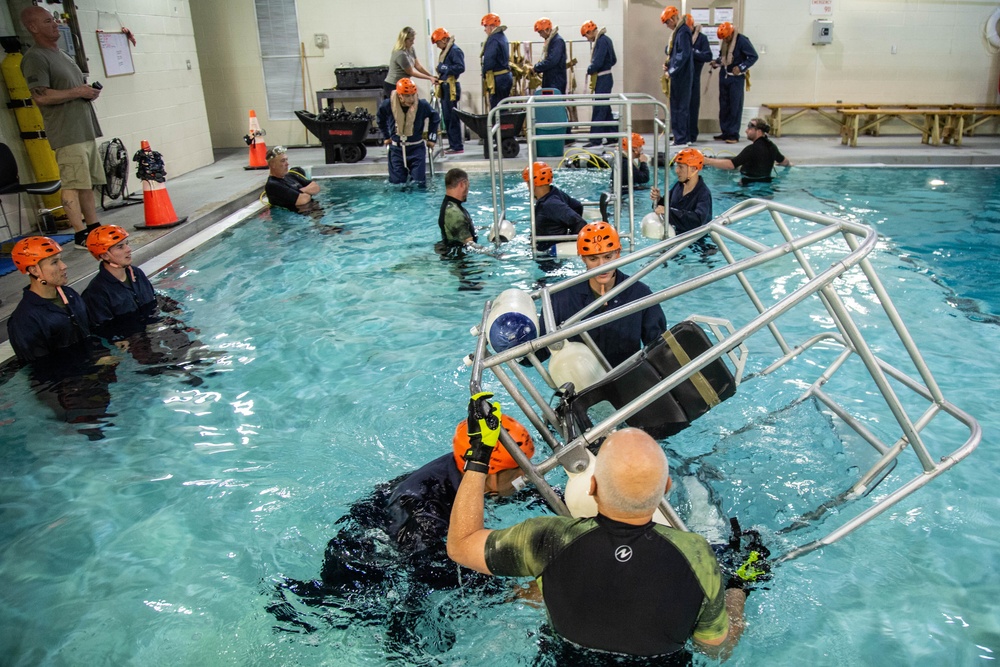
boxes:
[96,31,134,77]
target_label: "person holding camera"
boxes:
[20,6,105,249]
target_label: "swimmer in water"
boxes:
[528,223,667,368]
[267,414,536,646]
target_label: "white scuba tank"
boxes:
[565,449,670,525]
[641,211,674,240]
[486,289,539,353]
[553,241,579,258]
[548,341,607,392]
[488,217,516,243]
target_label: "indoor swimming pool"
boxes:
[0,166,997,665]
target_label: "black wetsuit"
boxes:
[730,135,786,184]
[265,171,314,211]
[485,514,728,658]
[436,195,477,257]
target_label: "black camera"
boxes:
[91,81,103,90]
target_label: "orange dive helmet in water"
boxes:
[522,161,553,187]
[453,414,535,474]
[11,236,61,274]
[673,147,704,170]
[622,132,645,151]
[86,225,129,260]
[580,20,598,36]
[395,78,417,96]
[577,222,621,256]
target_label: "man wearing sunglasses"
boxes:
[703,118,790,185]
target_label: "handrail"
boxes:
[485,93,671,259]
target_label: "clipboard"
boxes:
[96,30,134,77]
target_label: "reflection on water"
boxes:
[0,168,998,665]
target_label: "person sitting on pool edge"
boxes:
[448,400,747,661]
[650,147,713,235]
[436,168,477,256]
[377,77,439,187]
[524,161,587,257]
[527,223,666,369]
[703,117,791,185]
[264,146,321,212]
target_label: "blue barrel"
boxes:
[533,88,567,157]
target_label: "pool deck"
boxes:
[2,132,1000,349]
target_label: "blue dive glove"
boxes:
[463,392,502,474]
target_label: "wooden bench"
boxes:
[839,107,1000,147]
[761,103,1000,144]
[760,103,858,137]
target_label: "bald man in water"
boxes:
[449,413,746,660]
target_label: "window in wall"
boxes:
[254,0,303,121]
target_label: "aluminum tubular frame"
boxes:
[483,93,671,259]
[466,199,980,563]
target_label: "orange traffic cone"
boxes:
[244,109,268,170]
[134,140,188,229]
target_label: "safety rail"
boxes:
[484,93,671,259]
[468,199,981,562]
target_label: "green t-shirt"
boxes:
[485,514,728,656]
[21,45,102,149]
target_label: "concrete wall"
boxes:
[1,0,213,235]
[193,0,624,147]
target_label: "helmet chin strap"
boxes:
[104,258,136,282]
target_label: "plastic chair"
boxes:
[0,142,62,240]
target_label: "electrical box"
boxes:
[812,19,833,45]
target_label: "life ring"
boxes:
[987,7,1000,48]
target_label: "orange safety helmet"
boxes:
[622,132,645,151]
[660,6,679,24]
[577,222,621,256]
[673,147,704,170]
[430,27,450,44]
[717,22,734,40]
[395,78,418,95]
[534,17,552,32]
[11,236,62,274]
[522,161,553,187]
[481,13,501,28]
[453,414,535,474]
[580,20,597,36]
[685,14,694,28]
[86,224,129,260]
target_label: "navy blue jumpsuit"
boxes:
[587,33,617,138]
[482,28,513,109]
[377,97,439,185]
[436,44,465,152]
[533,32,567,94]
[666,22,693,145]
[717,34,759,141]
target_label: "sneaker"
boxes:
[671,141,689,147]
[73,230,89,249]
[443,148,464,155]
[603,138,616,145]
[725,138,739,144]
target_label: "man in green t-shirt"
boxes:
[20,6,105,250]
[448,395,748,660]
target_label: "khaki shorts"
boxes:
[54,141,107,190]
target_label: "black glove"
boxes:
[463,392,502,474]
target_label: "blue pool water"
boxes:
[0,166,998,665]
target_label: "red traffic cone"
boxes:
[134,140,188,230]
[244,109,268,170]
